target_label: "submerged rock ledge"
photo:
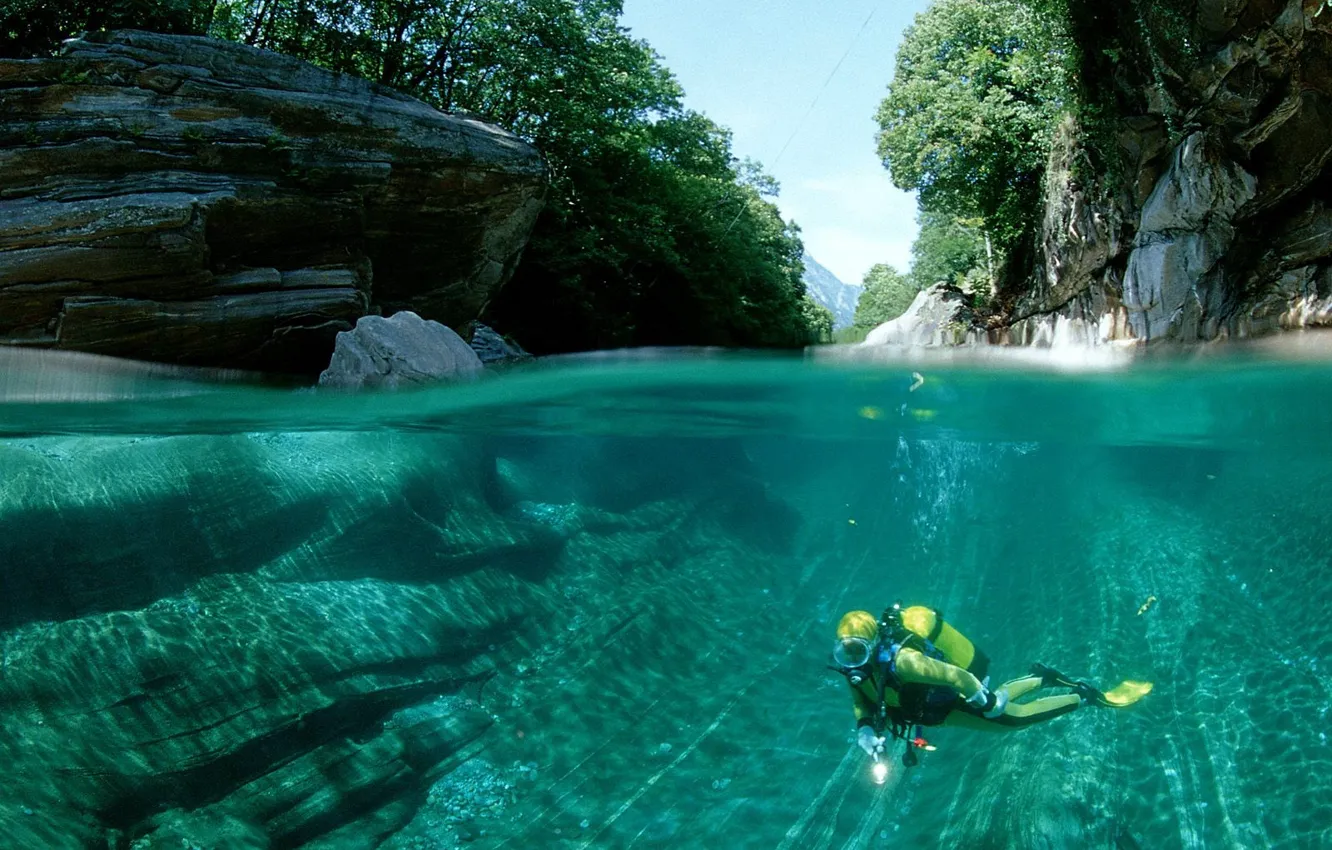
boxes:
[0,425,795,848]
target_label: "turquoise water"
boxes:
[1,349,1331,848]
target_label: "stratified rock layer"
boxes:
[0,30,546,372]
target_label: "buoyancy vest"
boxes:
[876,606,992,729]
[899,605,990,683]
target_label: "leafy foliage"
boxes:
[852,264,919,330]
[1047,0,1198,167]
[831,325,870,344]
[3,0,817,352]
[907,209,988,292]
[0,0,210,57]
[875,0,1070,253]
[800,297,835,344]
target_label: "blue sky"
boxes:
[620,0,932,286]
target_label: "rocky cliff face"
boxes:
[0,31,546,373]
[1000,0,1332,346]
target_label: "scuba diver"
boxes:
[832,605,1152,764]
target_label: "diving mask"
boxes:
[832,636,875,683]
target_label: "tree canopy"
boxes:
[1,0,208,57]
[852,264,919,330]
[4,0,819,353]
[875,0,1070,253]
[907,209,988,293]
[800,297,835,344]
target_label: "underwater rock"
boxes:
[0,431,544,625]
[0,424,805,847]
[319,312,483,389]
[0,431,546,845]
[510,502,587,537]
[0,30,546,373]
[127,808,269,850]
[0,571,501,848]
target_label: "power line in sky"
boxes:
[723,5,881,238]
[769,6,880,170]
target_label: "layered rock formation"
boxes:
[0,30,546,373]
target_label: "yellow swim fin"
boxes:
[1099,680,1153,707]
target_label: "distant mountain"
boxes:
[801,253,862,330]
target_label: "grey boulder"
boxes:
[319,312,482,388]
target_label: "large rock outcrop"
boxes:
[992,0,1332,347]
[862,284,982,347]
[0,30,546,373]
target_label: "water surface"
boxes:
[1,347,1328,848]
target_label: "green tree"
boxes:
[1,0,210,57]
[489,108,810,351]
[801,297,835,344]
[875,0,1070,252]
[853,264,920,329]
[907,209,988,292]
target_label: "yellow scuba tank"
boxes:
[900,606,990,681]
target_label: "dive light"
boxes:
[871,752,888,785]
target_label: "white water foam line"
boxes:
[812,341,1137,373]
